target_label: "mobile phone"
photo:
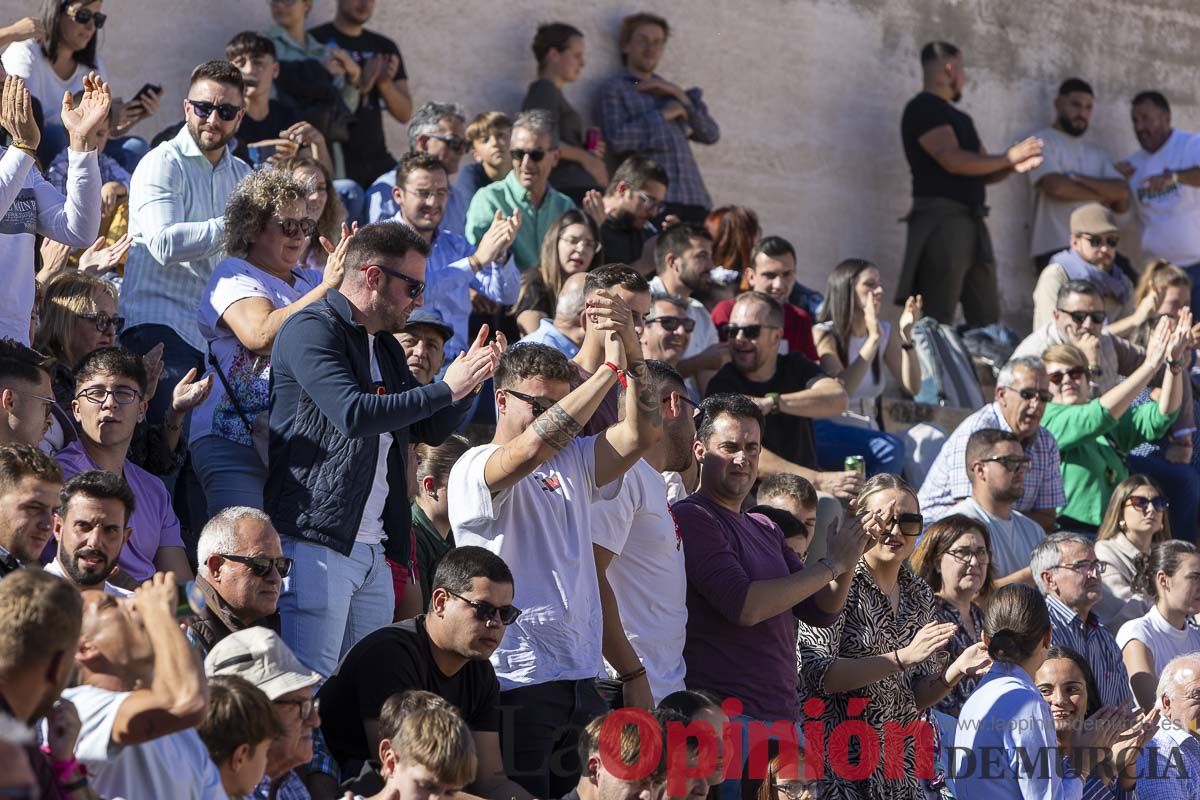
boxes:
[133,83,162,103]
[248,144,276,164]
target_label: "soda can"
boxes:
[844,455,866,476]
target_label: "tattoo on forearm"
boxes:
[532,404,582,451]
[627,363,663,426]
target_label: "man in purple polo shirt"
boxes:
[52,347,191,585]
[674,392,870,799]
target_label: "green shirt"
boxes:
[411,501,454,612]
[1041,399,1177,526]
[464,170,576,270]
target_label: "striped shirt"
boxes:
[1046,595,1133,709]
[918,402,1066,523]
[119,126,252,352]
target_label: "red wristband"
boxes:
[603,361,628,389]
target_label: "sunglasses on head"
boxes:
[78,311,125,334]
[1056,308,1106,326]
[275,216,317,238]
[360,264,426,299]
[1002,385,1053,404]
[503,388,555,416]
[1047,366,1088,385]
[429,133,468,153]
[187,99,241,122]
[220,553,293,578]
[1126,495,1170,513]
[1079,233,1120,249]
[724,323,778,341]
[646,315,695,333]
[447,590,522,625]
[70,6,106,28]
[511,148,547,163]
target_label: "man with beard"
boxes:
[590,361,696,705]
[640,292,692,372]
[267,222,504,677]
[919,356,1065,533]
[948,429,1046,587]
[1027,79,1131,270]
[389,151,520,365]
[47,470,135,597]
[650,224,726,395]
[599,154,670,272]
[0,444,61,576]
[895,41,1044,325]
[705,292,857,501]
[397,308,453,386]
[1116,91,1200,311]
[120,60,250,425]
[368,102,469,226]
[0,569,88,799]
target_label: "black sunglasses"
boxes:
[71,7,107,28]
[1079,233,1120,249]
[503,388,555,416]
[724,323,778,341]
[429,133,468,154]
[511,148,547,163]
[446,590,522,625]
[275,217,317,239]
[187,99,241,122]
[1126,495,1170,513]
[78,311,125,334]
[220,553,293,578]
[862,510,924,537]
[1047,366,1088,385]
[1002,385,1053,404]
[646,315,695,333]
[977,455,1032,473]
[360,264,426,299]
[1056,308,1106,326]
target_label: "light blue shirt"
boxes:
[389,211,519,360]
[1135,722,1200,800]
[955,661,1082,800]
[520,317,580,358]
[368,167,468,236]
[120,126,252,351]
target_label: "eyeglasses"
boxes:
[11,390,55,419]
[428,133,468,154]
[186,99,241,122]
[725,324,779,341]
[274,696,319,721]
[219,553,293,578]
[559,234,600,252]
[1050,560,1108,577]
[1000,385,1053,404]
[636,190,665,214]
[406,188,450,202]
[1126,495,1170,513]
[503,388,555,417]
[1056,308,1106,326]
[977,455,1032,473]
[946,546,990,565]
[360,264,426,299]
[1047,366,1088,385]
[71,7,107,28]
[446,590,522,625]
[75,386,142,405]
[511,148,547,163]
[774,780,822,800]
[77,311,125,334]
[274,217,317,239]
[646,315,695,333]
[1079,234,1120,249]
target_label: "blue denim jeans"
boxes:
[813,418,907,476]
[278,537,395,677]
[191,435,265,517]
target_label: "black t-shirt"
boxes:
[233,99,301,164]
[706,353,827,469]
[308,23,406,188]
[317,616,500,764]
[601,214,651,266]
[900,91,985,209]
[522,78,598,193]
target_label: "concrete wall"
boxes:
[5,0,1199,328]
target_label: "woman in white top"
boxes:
[955,583,1133,800]
[190,169,350,516]
[1117,540,1200,711]
[813,259,921,475]
[1093,475,1171,633]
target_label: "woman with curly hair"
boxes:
[511,209,602,334]
[190,168,352,515]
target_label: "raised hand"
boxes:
[473,210,516,266]
[863,291,883,341]
[899,295,922,343]
[1110,708,1159,774]
[582,189,606,228]
[950,641,993,680]
[78,233,132,276]
[61,72,112,151]
[586,290,639,355]
[824,511,872,575]
[1,16,46,44]
[1143,312,1173,367]
[142,342,165,402]
[45,699,82,761]
[0,75,40,150]
[171,367,214,414]
[1169,308,1193,361]
[816,469,862,500]
[320,223,358,290]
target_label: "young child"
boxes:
[353,694,477,800]
[198,675,283,799]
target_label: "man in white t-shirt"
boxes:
[1027,78,1131,270]
[948,428,1046,586]
[592,360,694,706]
[1117,91,1200,310]
[67,571,224,800]
[649,224,727,394]
[447,312,661,798]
